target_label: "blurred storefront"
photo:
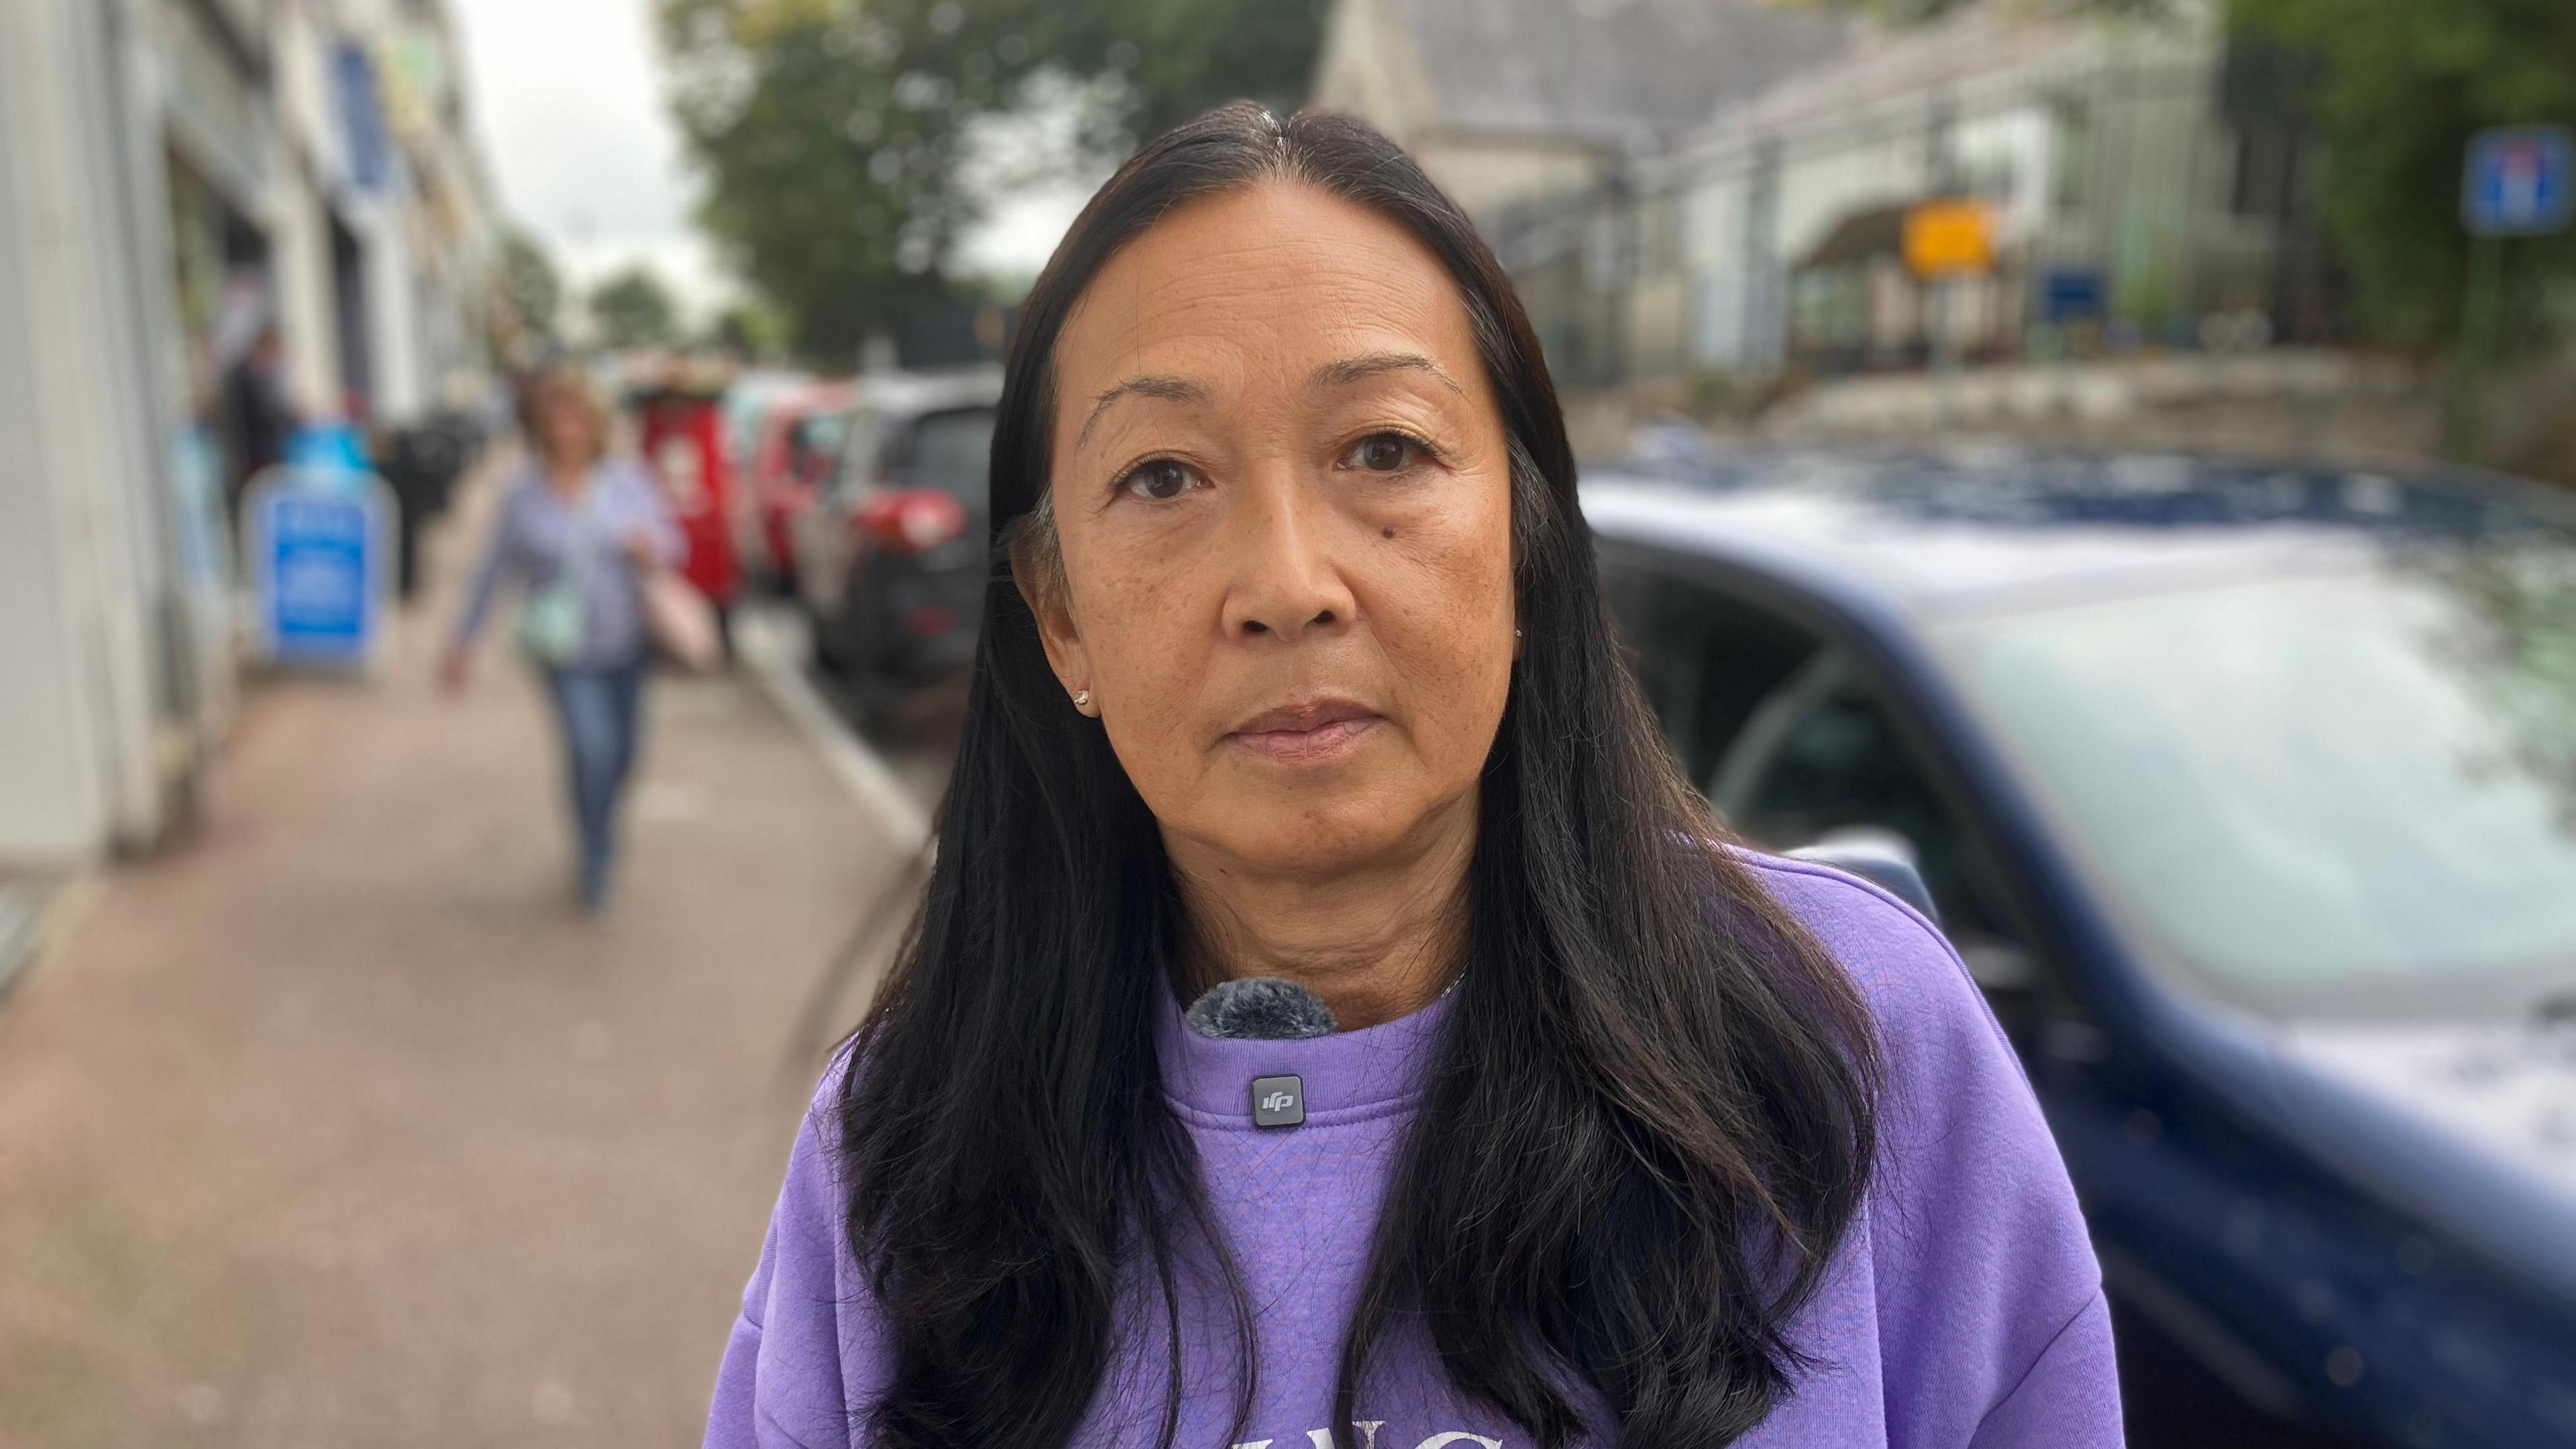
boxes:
[3,0,206,867]
[0,0,498,868]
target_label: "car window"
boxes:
[1607,557,2037,988]
[1604,565,1821,785]
[830,411,883,500]
[1715,659,2001,941]
[891,408,996,511]
[1937,561,2576,998]
[791,413,847,467]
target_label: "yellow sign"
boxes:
[1903,201,1994,277]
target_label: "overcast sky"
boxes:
[449,0,1089,326]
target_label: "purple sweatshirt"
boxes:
[704,853,2121,1448]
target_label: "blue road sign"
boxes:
[2041,268,2106,323]
[2463,125,2573,237]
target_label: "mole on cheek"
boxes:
[1382,526,1396,539]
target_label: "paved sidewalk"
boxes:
[0,458,908,1448]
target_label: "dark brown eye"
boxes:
[1346,433,1420,473]
[1121,459,1199,500]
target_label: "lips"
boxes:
[1224,697,1385,765]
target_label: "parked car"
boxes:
[790,368,1002,725]
[741,379,855,590]
[1586,448,2576,1449]
[721,368,815,580]
[722,368,814,477]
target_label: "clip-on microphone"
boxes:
[1183,977,1334,1128]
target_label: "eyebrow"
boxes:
[1077,375,1204,447]
[1309,350,1465,397]
[1074,352,1466,448]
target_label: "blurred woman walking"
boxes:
[441,363,680,912]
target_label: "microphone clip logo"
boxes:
[1250,1074,1306,1128]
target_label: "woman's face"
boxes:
[536,384,598,466]
[1034,180,1518,880]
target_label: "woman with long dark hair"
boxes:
[704,105,2117,1449]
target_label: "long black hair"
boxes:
[838,103,1881,1449]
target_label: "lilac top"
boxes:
[704,853,2122,1448]
[453,458,681,669]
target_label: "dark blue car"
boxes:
[1585,449,2576,1449]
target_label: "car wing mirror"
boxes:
[1786,826,1939,930]
[1957,940,2039,995]
[1958,939,2059,1044]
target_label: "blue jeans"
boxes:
[543,657,648,908]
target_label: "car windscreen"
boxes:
[830,411,882,497]
[791,413,847,460]
[1933,549,2576,1001]
[896,407,996,511]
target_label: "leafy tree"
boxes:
[491,228,564,347]
[1068,0,1334,148]
[2229,0,2576,350]
[708,298,790,356]
[657,0,1327,361]
[588,265,683,348]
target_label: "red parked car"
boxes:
[742,379,855,592]
[788,368,1002,729]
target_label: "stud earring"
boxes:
[1513,628,1523,639]
[1072,689,1092,710]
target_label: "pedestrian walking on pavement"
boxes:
[216,321,294,546]
[441,362,681,913]
[705,105,2118,1449]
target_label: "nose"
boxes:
[1219,472,1356,643]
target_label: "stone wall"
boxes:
[1564,349,2576,488]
